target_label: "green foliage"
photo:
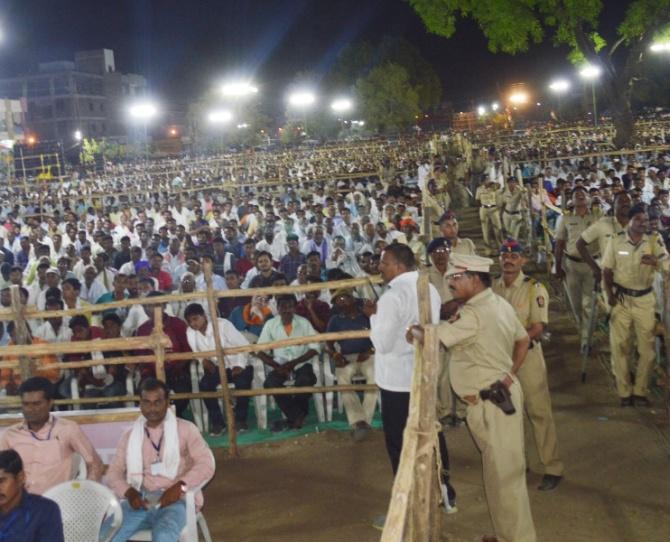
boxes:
[330,36,442,110]
[354,63,421,133]
[279,122,304,146]
[80,138,99,165]
[304,110,342,141]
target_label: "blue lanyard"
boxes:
[144,428,163,454]
[28,418,56,442]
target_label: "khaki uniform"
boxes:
[427,265,466,420]
[580,216,627,309]
[439,289,536,542]
[555,210,598,344]
[423,191,451,237]
[502,187,526,240]
[492,274,564,477]
[450,237,477,256]
[476,184,503,250]
[601,231,668,398]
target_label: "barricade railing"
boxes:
[0,269,384,457]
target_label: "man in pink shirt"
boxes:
[106,378,215,542]
[0,377,104,495]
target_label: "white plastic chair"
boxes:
[44,480,123,542]
[191,358,268,432]
[131,449,215,542]
[322,353,379,422]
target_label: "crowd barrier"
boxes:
[0,267,383,456]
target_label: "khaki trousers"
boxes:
[503,210,523,240]
[517,345,564,476]
[466,382,536,542]
[564,258,595,344]
[437,349,467,420]
[335,354,377,426]
[479,207,503,249]
[609,293,656,398]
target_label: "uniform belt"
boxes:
[482,204,497,209]
[504,209,521,215]
[564,253,583,263]
[462,394,478,405]
[614,284,652,297]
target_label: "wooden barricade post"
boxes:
[152,307,167,382]
[381,270,442,541]
[10,285,32,382]
[203,262,239,458]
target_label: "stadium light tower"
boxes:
[128,100,159,162]
[650,42,670,53]
[207,109,233,124]
[288,91,317,108]
[331,98,353,113]
[579,65,601,126]
[221,81,258,98]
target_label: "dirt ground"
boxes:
[199,210,670,541]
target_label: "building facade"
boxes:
[0,49,146,142]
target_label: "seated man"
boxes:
[0,449,64,542]
[136,291,193,418]
[184,303,254,435]
[107,378,215,542]
[256,295,320,431]
[326,288,377,441]
[0,377,103,495]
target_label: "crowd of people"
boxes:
[0,119,668,541]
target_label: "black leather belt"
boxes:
[504,210,521,215]
[564,253,583,263]
[614,284,652,297]
[482,204,497,208]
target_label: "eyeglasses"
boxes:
[447,272,468,280]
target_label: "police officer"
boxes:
[475,178,503,253]
[412,253,536,542]
[436,211,477,255]
[554,186,598,351]
[426,237,466,423]
[501,177,526,240]
[602,204,668,406]
[492,239,564,491]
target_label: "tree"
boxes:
[355,63,421,133]
[409,0,670,147]
[329,37,442,111]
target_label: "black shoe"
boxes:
[620,396,633,407]
[270,420,287,433]
[209,424,226,437]
[236,421,249,432]
[632,395,651,407]
[538,474,562,491]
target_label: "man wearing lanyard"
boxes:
[0,377,103,495]
[0,449,64,542]
[107,378,215,542]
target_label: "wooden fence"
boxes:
[0,267,383,457]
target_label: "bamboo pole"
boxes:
[152,307,167,382]
[509,144,670,165]
[0,275,384,321]
[382,271,441,541]
[10,285,32,382]
[203,262,239,457]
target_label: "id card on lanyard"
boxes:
[145,427,167,476]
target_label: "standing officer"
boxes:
[554,186,598,352]
[492,239,564,491]
[501,177,526,240]
[426,237,466,423]
[602,204,668,406]
[411,253,536,542]
[436,211,477,256]
[475,177,503,254]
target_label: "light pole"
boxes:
[579,65,601,127]
[549,79,571,118]
[128,101,158,162]
[288,91,317,136]
[207,109,233,151]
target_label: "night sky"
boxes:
[1,0,633,110]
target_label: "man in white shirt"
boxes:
[184,303,253,435]
[364,243,455,526]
